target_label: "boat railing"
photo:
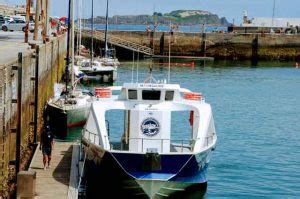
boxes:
[84,130,216,152]
[106,136,196,153]
[205,134,216,147]
[84,129,101,146]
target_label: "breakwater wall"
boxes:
[82,30,300,61]
[0,34,66,197]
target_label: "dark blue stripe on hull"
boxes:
[84,150,208,198]
[111,152,208,183]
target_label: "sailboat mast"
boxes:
[65,0,72,92]
[76,0,82,56]
[168,22,171,83]
[104,0,109,57]
[91,0,94,63]
[78,0,82,55]
[71,0,75,89]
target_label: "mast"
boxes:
[71,0,75,88]
[76,0,81,56]
[65,0,72,93]
[168,22,171,83]
[91,0,94,63]
[271,0,276,27]
[79,0,82,55]
[104,0,109,57]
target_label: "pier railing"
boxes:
[81,29,154,56]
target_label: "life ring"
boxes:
[184,92,202,101]
[95,88,111,98]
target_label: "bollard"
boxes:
[17,171,36,199]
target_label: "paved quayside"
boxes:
[0,32,34,64]
[29,142,80,199]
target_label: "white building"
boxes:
[243,17,300,28]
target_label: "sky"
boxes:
[2,0,300,24]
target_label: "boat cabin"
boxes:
[84,83,216,155]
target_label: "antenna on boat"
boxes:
[131,51,134,82]
[104,0,109,58]
[144,60,157,84]
[91,0,94,64]
[168,21,172,83]
[65,0,72,94]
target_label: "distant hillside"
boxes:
[83,10,229,26]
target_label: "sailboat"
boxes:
[77,0,118,84]
[96,0,120,67]
[46,0,93,138]
[80,30,217,198]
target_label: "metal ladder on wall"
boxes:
[81,29,154,56]
[0,136,8,196]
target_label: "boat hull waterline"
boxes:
[82,139,211,198]
[47,103,89,138]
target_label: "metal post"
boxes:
[25,0,31,43]
[34,0,41,40]
[16,53,23,176]
[33,46,39,144]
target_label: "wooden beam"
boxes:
[34,0,41,40]
[25,0,31,43]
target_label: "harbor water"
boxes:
[68,60,300,198]
[89,24,227,33]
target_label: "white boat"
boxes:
[97,0,120,68]
[81,80,217,198]
[77,59,117,83]
[46,90,93,138]
[46,0,93,138]
[74,0,118,84]
[97,55,120,67]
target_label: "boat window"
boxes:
[142,90,161,100]
[165,91,174,101]
[128,89,137,100]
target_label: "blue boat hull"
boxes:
[83,142,211,198]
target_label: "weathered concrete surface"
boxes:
[0,31,31,64]
[29,142,73,199]
[83,30,300,60]
[0,32,67,197]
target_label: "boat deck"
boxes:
[29,142,79,199]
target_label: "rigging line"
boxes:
[131,51,134,83]
[91,0,94,63]
[136,49,139,83]
[168,22,171,83]
[104,0,109,57]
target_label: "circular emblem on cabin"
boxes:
[141,118,160,137]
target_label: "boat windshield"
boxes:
[142,90,161,100]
